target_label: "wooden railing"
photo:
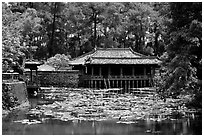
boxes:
[2,73,19,81]
[81,75,151,80]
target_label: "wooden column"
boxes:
[99,80,101,89]
[99,66,102,76]
[132,80,135,89]
[91,80,93,88]
[108,79,110,88]
[120,80,123,89]
[136,80,138,88]
[108,66,111,77]
[144,80,146,87]
[85,66,87,74]
[144,66,146,76]
[125,80,127,91]
[94,80,96,89]
[91,66,94,76]
[120,67,123,77]
[128,80,130,92]
[116,80,118,88]
[30,69,33,82]
[132,66,135,77]
[141,80,142,88]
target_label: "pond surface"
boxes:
[2,116,202,135]
[2,99,202,135]
[2,88,202,135]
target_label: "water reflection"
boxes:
[2,112,202,135]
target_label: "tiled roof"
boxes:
[89,58,161,65]
[69,48,161,65]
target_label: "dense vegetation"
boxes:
[2,2,202,107]
[2,83,19,110]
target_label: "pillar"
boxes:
[85,66,87,74]
[120,67,123,77]
[91,80,93,88]
[91,66,94,76]
[120,80,123,89]
[94,80,96,89]
[99,66,102,76]
[139,80,141,88]
[125,80,127,91]
[128,80,130,92]
[132,80,135,89]
[144,80,146,87]
[132,66,135,77]
[144,66,146,76]
[108,66,111,77]
[99,80,101,89]
[136,80,138,88]
[116,80,118,88]
[108,79,110,88]
[104,79,107,89]
[35,69,38,85]
[30,69,33,82]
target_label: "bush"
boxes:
[46,54,71,70]
[2,83,19,110]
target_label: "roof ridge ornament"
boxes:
[85,56,92,64]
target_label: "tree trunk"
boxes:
[49,2,57,57]
[94,13,97,48]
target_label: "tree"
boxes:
[46,54,71,70]
[2,2,25,66]
[3,2,167,61]
[159,2,202,99]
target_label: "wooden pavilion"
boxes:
[69,48,161,90]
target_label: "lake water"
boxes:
[2,96,202,135]
[2,108,202,134]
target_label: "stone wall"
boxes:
[37,70,80,87]
[3,81,28,108]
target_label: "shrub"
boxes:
[2,83,19,110]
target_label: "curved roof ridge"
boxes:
[96,47,130,50]
[129,47,146,57]
[69,48,96,61]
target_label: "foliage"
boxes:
[157,2,202,101]
[3,2,168,59]
[2,83,19,110]
[46,54,71,70]
[2,3,24,60]
[2,2,43,72]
